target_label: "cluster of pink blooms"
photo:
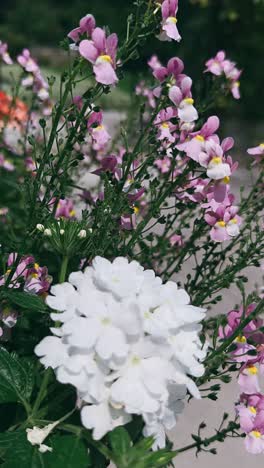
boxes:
[205,50,242,99]
[0,253,52,337]
[219,305,264,453]
[17,49,52,114]
[133,52,242,242]
[0,252,52,294]
[68,14,118,86]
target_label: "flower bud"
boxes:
[44,228,52,237]
[78,229,87,239]
[36,224,45,232]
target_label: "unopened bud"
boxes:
[44,228,52,237]
[36,224,45,232]
[78,229,87,239]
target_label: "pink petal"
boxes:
[79,40,98,63]
[93,61,118,86]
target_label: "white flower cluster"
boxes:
[35,256,207,449]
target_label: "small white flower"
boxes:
[26,421,58,453]
[78,229,87,238]
[36,223,45,232]
[60,229,65,235]
[44,228,52,236]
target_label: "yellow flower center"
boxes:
[222,176,230,184]
[251,430,261,438]
[195,135,205,142]
[132,356,141,365]
[260,143,264,148]
[69,209,76,217]
[101,317,111,325]
[6,269,11,275]
[217,220,226,228]
[133,206,140,215]
[95,125,104,131]
[229,218,238,224]
[211,157,222,165]
[248,365,258,375]
[234,81,240,87]
[31,273,39,279]
[249,406,257,415]
[235,335,247,343]
[184,98,194,105]
[100,54,112,63]
[168,16,177,23]
[34,263,39,270]
[161,122,169,129]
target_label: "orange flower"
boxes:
[0,90,28,128]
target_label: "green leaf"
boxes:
[0,433,91,468]
[2,290,48,313]
[0,431,43,468]
[0,347,34,405]
[109,427,132,459]
[44,435,91,468]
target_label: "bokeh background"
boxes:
[1,0,264,466]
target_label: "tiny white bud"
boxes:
[36,224,45,232]
[60,229,65,235]
[78,229,87,239]
[88,228,93,233]
[44,228,52,237]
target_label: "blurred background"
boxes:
[1,0,264,120]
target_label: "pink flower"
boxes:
[93,155,118,176]
[168,77,198,123]
[198,140,233,181]
[205,51,226,76]
[79,27,118,85]
[158,0,181,42]
[148,55,184,83]
[0,153,15,172]
[247,144,264,163]
[205,51,242,100]
[17,49,39,73]
[155,107,177,143]
[245,430,264,454]
[169,234,183,247]
[87,110,111,151]
[238,365,261,395]
[155,157,171,173]
[177,115,220,160]
[68,14,96,42]
[0,253,52,295]
[237,394,264,434]
[204,201,242,242]
[55,199,76,219]
[0,41,13,65]
[219,304,263,342]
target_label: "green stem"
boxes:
[31,255,69,418]
[59,255,69,283]
[175,422,240,455]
